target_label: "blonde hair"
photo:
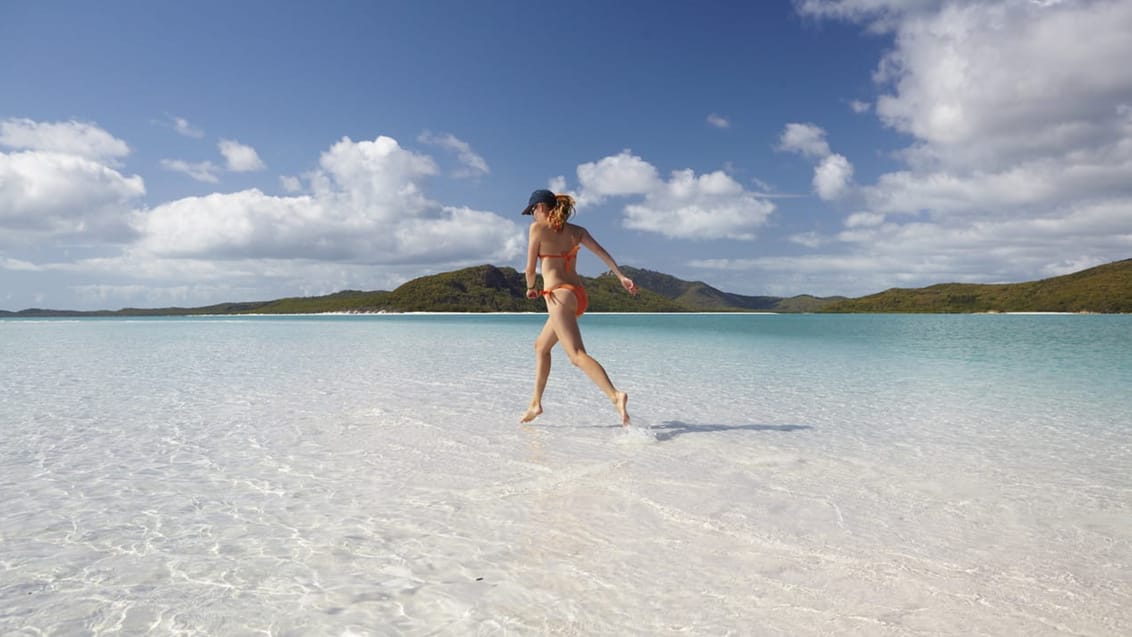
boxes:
[547,194,575,232]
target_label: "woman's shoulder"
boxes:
[565,223,588,239]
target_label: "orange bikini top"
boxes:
[538,243,580,272]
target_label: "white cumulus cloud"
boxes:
[814,154,854,200]
[623,169,775,240]
[778,122,832,158]
[576,150,662,204]
[161,159,221,183]
[789,232,826,248]
[218,139,266,172]
[171,116,205,139]
[827,0,1132,222]
[0,119,144,245]
[0,118,131,162]
[707,113,731,129]
[866,0,1132,172]
[571,150,775,240]
[685,0,1132,294]
[417,131,489,178]
[279,175,302,192]
[131,135,523,267]
[779,122,856,200]
[547,175,568,195]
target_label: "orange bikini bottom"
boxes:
[542,284,588,317]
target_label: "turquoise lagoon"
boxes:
[1,314,1129,635]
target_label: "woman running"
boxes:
[518,189,638,425]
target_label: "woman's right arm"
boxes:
[525,223,540,298]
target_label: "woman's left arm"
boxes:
[579,227,638,295]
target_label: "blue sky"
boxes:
[2,0,1131,310]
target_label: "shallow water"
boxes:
[1,314,1130,635]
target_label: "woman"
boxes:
[518,189,638,425]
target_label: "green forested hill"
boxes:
[821,258,1132,313]
[366,265,833,313]
[614,266,843,312]
[366,264,680,312]
[4,258,1128,316]
[1,265,818,315]
[619,267,776,310]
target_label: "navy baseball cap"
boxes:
[521,189,556,215]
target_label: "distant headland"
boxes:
[2,259,1130,316]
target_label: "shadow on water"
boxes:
[651,421,813,442]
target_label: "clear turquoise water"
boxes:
[2,313,1130,635]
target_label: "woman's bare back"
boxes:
[533,223,585,284]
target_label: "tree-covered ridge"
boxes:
[617,266,846,312]
[2,258,1128,316]
[821,258,1132,313]
[366,264,833,313]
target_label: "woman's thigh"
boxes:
[546,290,585,356]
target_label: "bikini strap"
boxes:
[538,244,580,270]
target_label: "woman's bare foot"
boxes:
[519,404,543,423]
[614,391,630,426]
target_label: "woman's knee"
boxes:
[565,349,590,367]
[534,338,553,355]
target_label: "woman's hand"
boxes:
[526,288,540,300]
[621,277,638,296]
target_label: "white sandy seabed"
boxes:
[1,315,1130,635]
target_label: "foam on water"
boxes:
[1,314,1130,635]
[614,425,659,445]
